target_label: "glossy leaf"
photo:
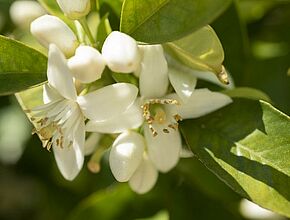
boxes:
[180,99,290,217]
[120,0,232,43]
[0,36,47,95]
[165,26,225,75]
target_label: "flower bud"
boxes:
[30,15,78,57]
[109,131,145,182]
[68,46,106,83]
[10,1,46,29]
[56,0,91,20]
[102,31,141,73]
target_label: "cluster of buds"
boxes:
[15,0,232,194]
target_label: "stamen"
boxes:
[141,98,181,137]
[163,128,170,134]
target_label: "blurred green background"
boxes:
[0,0,289,219]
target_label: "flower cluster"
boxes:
[27,0,232,194]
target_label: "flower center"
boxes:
[141,98,182,137]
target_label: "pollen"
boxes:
[141,98,183,137]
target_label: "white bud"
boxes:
[109,131,145,182]
[10,1,46,29]
[129,154,158,194]
[102,31,141,73]
[30,15,78,57]
[56,0,90,20]
[68,46,106,83]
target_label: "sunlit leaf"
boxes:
[181,99,290,217]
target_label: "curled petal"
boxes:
[129,153,158,194]
[86,101,143,133]
[144,123,181,173]
[47,44,77,100]
[139,45,169,98]
[77,83,138,121]
[53,118,85,181]
[166,89,232,119]
[109,131,145,182]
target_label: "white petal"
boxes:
[56,0,90,20]
[129,153,158,194]
[47,44,77,100]
[10,1,46,29]
[84,133,102,156]
[30,15,78,57]
[43,84,63,104]
[77,83,138,121]
[168,67,197,103]
[144,124,182,173]
[166,89,232,119]
[53,118,85,181]
[86,101,143,133]
[139,45,169,98]
[102,31,141,73]
[68,45,106,83]
[109,131,145,182]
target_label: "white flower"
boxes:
[102,31,141,73]
[93,44,232,193]
[30,15,79,57]
[28,44,138,180]
[56,0,91,20]
[68,45,106,83]
[10,1,46,29]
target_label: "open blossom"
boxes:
[87,44,232,193]
[28,44,138,180]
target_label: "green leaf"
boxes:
[96,13,112,50]
[120,0,232,43]
[0,36,47,95]
[165,26,225,75]
[223,87,271,102]
[180,99,290,217]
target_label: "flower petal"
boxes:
[129,153,158,194]
[139,45,169,98]
[53,118,85,181]
[109,131,145,182]
[166,89,232,119]
[84,133,102,156]
[77,83,138,121]
[43,84,63,104]
[47,44,77,100]
[168,67,197,103]
[144,123,182,173]
[86,101,143,133]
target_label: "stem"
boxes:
[79,18,95,46]
[96,0,100,11]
